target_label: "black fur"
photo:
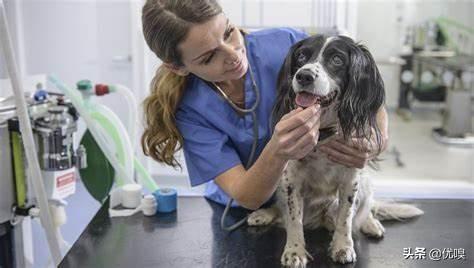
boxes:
[271,35,327,129]
[272,34,385,151]
[271,40,302,129]
[336,37,385,151]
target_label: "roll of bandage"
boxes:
[153,188,177,213]
[121,183,142,208]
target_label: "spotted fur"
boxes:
[248,34,423,266]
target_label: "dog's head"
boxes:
[273,34,385,147]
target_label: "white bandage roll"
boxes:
[121,183,142,208]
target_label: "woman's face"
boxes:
[175,13,248,82]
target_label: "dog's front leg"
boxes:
[278,173,311,268]
[329,172,359,264]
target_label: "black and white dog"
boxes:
[247,35,423,266]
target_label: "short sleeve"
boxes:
[176,110,242,187]
[286,27,309,43]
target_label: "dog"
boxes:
[247,34,423,267]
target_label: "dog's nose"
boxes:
[295,69,316,86]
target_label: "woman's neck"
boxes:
[215,77,245,106]
[216,76,244,93]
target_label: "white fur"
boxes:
[248,35,423,267]
[248,105,423,267]
[292,62,331,96]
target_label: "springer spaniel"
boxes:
[247,34,423,267]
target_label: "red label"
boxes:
[56,172,75,188]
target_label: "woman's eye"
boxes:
[224,26,235,40]
[296,53,307,66]
[332,55,343,66]
[202,53,215,65]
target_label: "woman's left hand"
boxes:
[318,136,382,169]
[319,106,389,169]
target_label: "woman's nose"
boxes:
[222,45,240,64]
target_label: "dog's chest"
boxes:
[285,152,345,196]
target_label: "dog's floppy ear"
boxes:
[271,40,304,130]
[337,42,385,148]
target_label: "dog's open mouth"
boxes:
[295,90,338,108]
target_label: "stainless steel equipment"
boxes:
[35,106,78,170]
[0,92,85,267]
[412,54,474,146]
[2,94,85,211]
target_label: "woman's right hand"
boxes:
[268,104,321,161]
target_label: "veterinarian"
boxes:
[141,0,388,211]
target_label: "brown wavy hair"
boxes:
[141,0,222,168]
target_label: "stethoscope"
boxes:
[211,54,261,232]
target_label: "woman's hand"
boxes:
[318,136,382,169]
[268,105,321,161]
[319,107,389,169]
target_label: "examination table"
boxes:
[60,197,473,268]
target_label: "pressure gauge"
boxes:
[442,71,454,86]
[401,70,414,83]
[421,71,434,84]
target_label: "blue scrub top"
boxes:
[175,28,308,207]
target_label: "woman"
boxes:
[141,0,388,210]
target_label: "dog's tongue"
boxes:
[296,92,320,108]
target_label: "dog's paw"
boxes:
[281,245,310,268]
[361,217,385,238]
[329,245,357,264]
[247,209,276,226]
[329,237,356,264]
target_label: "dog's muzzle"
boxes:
[295,69,316,87]
[293,67,336,108]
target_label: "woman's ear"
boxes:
[163,62,189,76]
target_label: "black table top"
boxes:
[60,197,473,268]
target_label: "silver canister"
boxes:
[34,106,78,171]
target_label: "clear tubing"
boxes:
[109,85,159,192]
[134,157,158,192]
[109,84,138,147]
[45,204,71,268]
[48,75,158,192]
[90,104,134,185]
[92,109,158,192]
[48,75,134,186]
[91,108,158,191]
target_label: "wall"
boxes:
[0,0,26,94]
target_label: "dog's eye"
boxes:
[331,55,343,66]
[296,53,307,66]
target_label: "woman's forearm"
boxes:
[233,107,388,209]
[216,106,320,210]
[229,144,288,210]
